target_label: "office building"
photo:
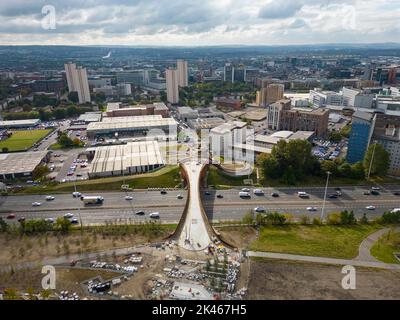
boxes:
[177,60,188,87]
[224,63,234,83]
[280,108,329,137]
[257,83,285,106]
[64,63,91,104]
[266,99,291,130]
[166,69,179,104]
[105,102,169,118]
[342,87,374,108]
[347,111,375,164]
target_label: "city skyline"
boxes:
[0,0,399,46]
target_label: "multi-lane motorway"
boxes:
[1,185,400,224]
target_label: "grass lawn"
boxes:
[0,129,52,152]
[15,165,182,194]
[370,229,400,264]
[249,224,383,259]
[207,165,257,188]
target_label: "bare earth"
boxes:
[247,259,400,300]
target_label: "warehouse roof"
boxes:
[0,151,48,175]
[89,141,164,175]
[0,119,40,128]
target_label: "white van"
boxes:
[391,208,400,213]
[149,212,160,219]
[239,191,251,198]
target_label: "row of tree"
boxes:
[3,105,92,121]
[257,139,390,184]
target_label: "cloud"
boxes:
[0,0,398,45]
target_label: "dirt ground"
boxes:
[247,259,400,300]
[0,232,168,267]
[218,226,257,249]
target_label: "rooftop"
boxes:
[0,151,48,175]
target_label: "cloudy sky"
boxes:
[0,0,399,46]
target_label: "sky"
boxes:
[0,0,399,46]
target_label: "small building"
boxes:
[215,97,242,110]
[176,106,199,121]
[0,151,49,180]
[0,119,40,129]
[87,141,164,178]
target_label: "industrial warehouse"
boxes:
[86,115,177,140]
[87,141,164,178]
[0,151,49,180]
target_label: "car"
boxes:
[135,211,145,215]
[216,194,223,199]
[371,190,380,195]
[72,191,81,198]
[176,194,183,199]
[271,192,279,197]
[45,195,55,201]
[64,213,74,219]
[18,216,26,223]
[32,202,41,207]
[149,212,160,219]
[306,207,317,211]
[298,192,309,198]
[328,194,338,199]
[366,205,376,210]
[76,173,83,177]
[70,218,79,224]
[204,191,211,196]
[160,190,167,194]
[45,218,55,223]
[125,196,133,200]
[371,187,380,191]
[393,192,400,196]
[6,213,15,219]
[254,207,266,213]
[241,188,250,192]
[363,191,371,195]
[336,191,342,196]
[253,189,264,195]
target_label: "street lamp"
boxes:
[367,141,377,180]
[73,179,83,230]
[320,171,331,221]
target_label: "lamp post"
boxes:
[321,171,331,221]
[74,179,83,230]
[367,141,377,180]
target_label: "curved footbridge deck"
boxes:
[170,159,227,251]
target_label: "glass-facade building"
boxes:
[347,112,374,163]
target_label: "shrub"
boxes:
[359,213,369,224]
[312,217,322,225]
[381,211,400,224]
[327,213,341,225]
[299,215,311,225]
[265,212,287,225]
[340,210,357,225]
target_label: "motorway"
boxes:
[1,185,400,224]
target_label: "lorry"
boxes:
[81,196,104,205]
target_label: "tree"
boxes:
[68,92,79,103]
[328,131,342,143]
[56,217,71,234]
[1,147,9,153]
[363,143,390,177]
[32,165,50,181]
[321,160,338,175]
